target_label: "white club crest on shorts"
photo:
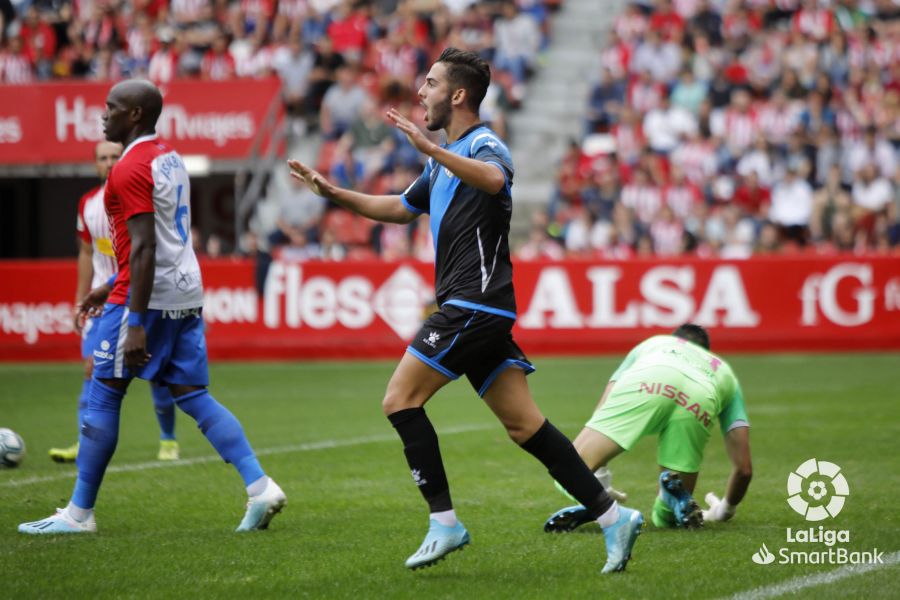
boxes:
[100,340,110,351]
[786,458,849,521]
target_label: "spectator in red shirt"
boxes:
[327,1,369,62]
[649,0,686,41]
[148,28,179,83]
[0,35,35,84]
[19,6,57,63]
[732,171,771,221]
[200,31,236,80]
[371,25,420,90]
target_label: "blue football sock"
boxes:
[71,379,125,510]
[175,389,264,486]
[76,379,91,433]
[150,384,177,441]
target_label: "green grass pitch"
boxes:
[1,354,898,599]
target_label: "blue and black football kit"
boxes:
[401,124,534,396]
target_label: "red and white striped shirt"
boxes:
[650,218,684,256]
[663,183,702,221]
[104,135,202,309]
[835,108,863,144]
[714,108,760,153]
[614,13,647,43]
[278,0,309,20]
[372,41,418,82]
[201,51,236,80]
[758,102,800,146]
[792,8,834,42]
[672,0,700,19]
[600,42,631,80]
[612,123,644,166]
[621,183,662,225]
[628,79,664,114]
[0,53,34,84]
[671,140,716,186]
[148,49,178,83]
[170,0,208,24]
[77,185,118,288]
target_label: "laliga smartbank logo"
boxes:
[751,459,884,566]
[787,458,848,521]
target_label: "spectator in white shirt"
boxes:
[630,29,682,84]
[851,164,894,217]
[643,94,698,154]
[844,126,898,184]
[492,1,540,85]
[770,165,814,243]
[320,64,371,139]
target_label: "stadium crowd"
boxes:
[0,0,551,261]
[531,0,900,260]
[1,0,898,259]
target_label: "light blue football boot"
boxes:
[236,478,287,532]
[405,519,470,570]
[18,507,97,535]
[601,506,644,574]
[658,471,703,528]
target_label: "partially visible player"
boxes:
[49,141,180,463]
[289,47,643,574]
[544,324,752,532]
[19,79,285,535]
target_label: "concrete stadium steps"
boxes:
[508,0,625,240]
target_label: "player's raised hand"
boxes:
[287,159,336,199]
[386,108,433,154]
[702,492,736,522]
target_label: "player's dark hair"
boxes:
[672,323,710,350]
[436,47,490,113]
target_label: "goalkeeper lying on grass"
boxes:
[544,324,753,532]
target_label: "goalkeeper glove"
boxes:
[702,492,736,522]
[594,466,628,503]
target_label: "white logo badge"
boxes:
[411,469,427,486]
[787,458,849,521]
[751,543,776,565]
[100,340,110,351]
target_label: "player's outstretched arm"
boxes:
[287,159,417,224]
[703,426,752,522]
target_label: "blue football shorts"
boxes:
[81,316,100,361]
[91,303,210,386]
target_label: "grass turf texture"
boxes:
[1,354,898,599]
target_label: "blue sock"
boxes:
[76,379,91,434]
[71,379,125,510]
[175,389,264,486]
[151,384,176,441]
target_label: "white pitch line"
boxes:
[725,551,900,600]
[0,423,495,489]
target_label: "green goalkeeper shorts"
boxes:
[585,365,716,473]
